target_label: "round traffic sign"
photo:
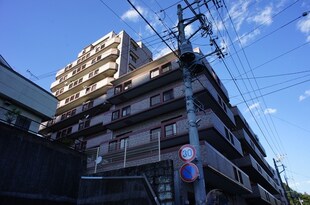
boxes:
[179,163,199,183]
[178,144,196,162]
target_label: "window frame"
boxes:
[163,89,174,102]
[150,94,161,106]
[122,106,131,117]
[112,110,120,121]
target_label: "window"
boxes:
[112,110,120,121]
[150,128,161,141]
[165,123,176,137]
[150,94,161,106]
[81,64,86,69]
[130,53,138,63]
[150,68,159,78]
[163,89,174,102]
[97,55,101,61]
[65,92,80,104]
[114,85,122,94]
[122,106,131,117]
[15,115,31,131]
[61,109,76,120]
[85,84,96,94]
[109,141,117,151]
[120,138,128,149]
[82,101,93,111]
[131,41,138,51]
[124,81,132,91]
[79,119,91,130]
[237,170,243,184]
[162,63,171,73]
[56,127,72,139]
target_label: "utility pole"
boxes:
[177,4,207,205]
[274,158,291,205]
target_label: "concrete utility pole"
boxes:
[177,4,207,205]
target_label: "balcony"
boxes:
[55,62,118,100]
[86,138,251,195]
[56,77,114,115]
[231,106,266,156]
[200,141,252,194]
[39,95,111,135]
[51,48,119,92]
[245,184,281,205]
[52,113,106,141]
[233,129,274,176]
[233,155,280,194]
[108,68,182,105]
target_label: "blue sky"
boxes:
[1,0,310,194]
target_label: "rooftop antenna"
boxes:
[26,69,39,80]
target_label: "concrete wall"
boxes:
[0,122,85,205]
[81,160,174,205]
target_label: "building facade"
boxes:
[39,30,288,204]
[84,50,288,204]
[39,31,152,149]
[0,55,57,134]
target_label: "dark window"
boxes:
[124,81,132,91]
[79,119,91,130]
[82,101,93,111]
[150,94,161,106]
[130,53,138,63]
[15,115,31,130]
[122,106,131,117]
[97,55,101,61]
[150,68,159,78]
[165,123,176,137]
[237,170,243,184]
[114,85,122,95]
[109,141,117,151]
[163,89,174,102]
[112,110,120,121]
[162,63,171,73]
[100,44,105,49]
[150,128,161,141]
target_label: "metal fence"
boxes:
[85,133,161,173]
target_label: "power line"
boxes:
[127,0,179,58]
[230,73,310,99]
[235,78,310,105]
[222,69,310,81]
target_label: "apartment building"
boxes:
[39,31,152,149]
[83,50,288,205]
[39,29,288,204]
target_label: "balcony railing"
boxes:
[85,132,161,173]
[0,106,44,136]
[233,154,280,194]
[234,129,274,176]
[51,48,119,91]
[245,184,281,205]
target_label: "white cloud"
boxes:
[299,89,310,101]
[185,24,194,37]
[249,6,273,26]
[239,29,261,45]
[264,108,277,114]
[121,6,146,22]
[228,0,251,31]
[246,102,260,112]
[297,14,310,42]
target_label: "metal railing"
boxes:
[85,133,161,173]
